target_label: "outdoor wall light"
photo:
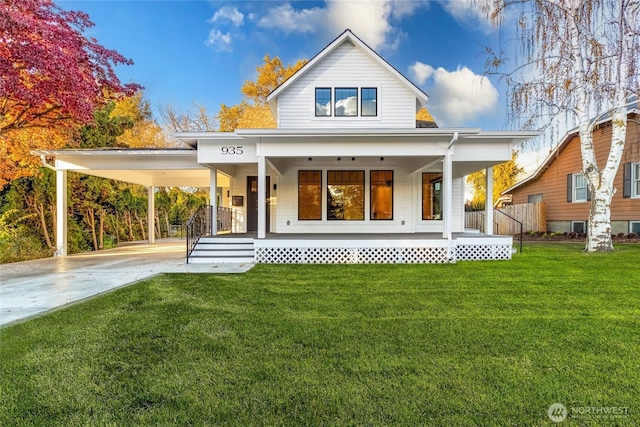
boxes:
[227,190,230,197]
[287,220,290,225]
[273,184,277,191]
[401,220,405,225]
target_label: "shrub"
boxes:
[626,232,638,239]
[617,232,626,238]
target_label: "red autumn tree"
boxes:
[0,0,140,134]
[0,0,140,186]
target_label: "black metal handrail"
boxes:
[185,205,213,263]
[495,208,524,253]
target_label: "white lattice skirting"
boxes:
[255,243,513,264]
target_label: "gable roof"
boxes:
[266,29,429,114]
[502,109,640,195]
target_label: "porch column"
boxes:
[55,170,68,257]
[257,155,266,239]
[485,167,494,235]
[442,150,453,240]
[210,167,217,236]
[148,186,155,244]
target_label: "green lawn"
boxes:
[1,243,639,426]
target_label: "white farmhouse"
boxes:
[35,30,538,263]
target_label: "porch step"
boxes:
[189,237,255,264]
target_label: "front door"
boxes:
[247,176,270,233]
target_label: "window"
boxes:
[571,221,586,233]
[361,88,377,117]
[528,193,543,203]
[634,163,640,198]
[422,173,443,220]
[315,88,331,117]
[569,173,588,203]
[630,222,640,234]
[327,170,364,220]
[370,170,393,220]
[298,170,322,220]
[334,88,358,116]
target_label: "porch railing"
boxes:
[185,206,235,262]
[465,211,498,234]
[186,205,213,263]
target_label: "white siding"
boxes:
[277,43,418,129]
[452,177,465,232]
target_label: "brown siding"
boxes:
[510,116,640,222]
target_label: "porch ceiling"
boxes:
[32,149,211,187]
[267,155,443,175]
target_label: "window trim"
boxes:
[527,193,543,203]
[360,87,377,117]
[327,170,365,221]
[422,172,444,221]
[572,173,588,203]
[633,163,640,198]
[298,170,323,221]
[370,170,393,220]
[334,87,358,117]
[629,221,640,234]
[314,88,332,117]
[571,220,587,233]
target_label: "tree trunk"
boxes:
[24,195,53,249]
[134,211,146,240]
[124,210,135,241]
[114,211,120,244]
[50,203,57,245]
[86,208,98,251]
[154,208,161,238]
[98,208,105,250]
[164,212,170,238]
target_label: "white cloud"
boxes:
[409,62,434,85]
[439,0,496,33]
[254,1,428,51]
[206,30,233,52]
[210,6,244,27]
[411,62,499,126]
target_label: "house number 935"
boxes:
[221,146,243,155]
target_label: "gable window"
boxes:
[334,88,358,116]
[370,170,393,220]
[327,170,364,220]
[568,173,588,203]
[361,88,377,117]
[298,170,322,220]
[315,88,331,117]
[527,193,543,203]
[422,173,443,220]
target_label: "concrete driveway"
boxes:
[0,239,253,327]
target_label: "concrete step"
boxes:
[188,256,255,264]
[198,237,254,244]
[194,243,254,250]
[190,249,255,257]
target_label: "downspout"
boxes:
[445,132,458,261]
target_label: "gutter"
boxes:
[40,154,57,171]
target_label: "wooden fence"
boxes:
[465,202,546,235]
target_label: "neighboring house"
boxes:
[504,111,640,234]
[34,30,538,263]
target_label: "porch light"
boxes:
[308,157,312,161]
[351,157,355,161]
[337,157,341,161]
[380,157,384,161]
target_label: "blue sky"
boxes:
[58,1,524,135]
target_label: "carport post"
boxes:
[485,167,494,235]
[210,167,217,236]
[148,186,155,244]
[55,170,68,257]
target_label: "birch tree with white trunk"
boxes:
[482,0,639,251]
